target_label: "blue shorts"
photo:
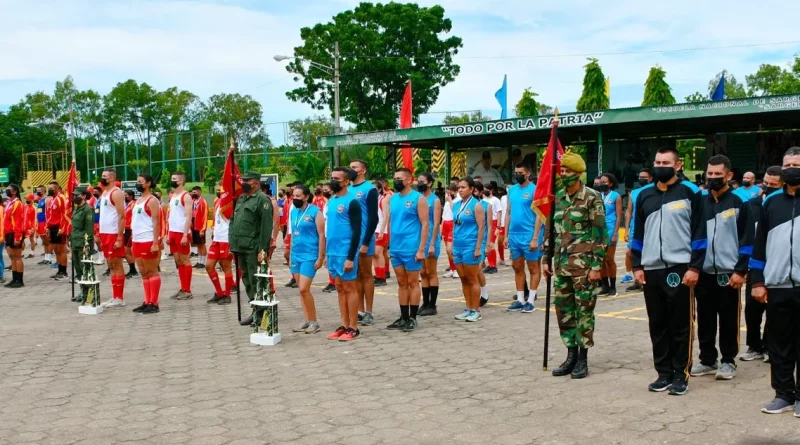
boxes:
[360,235,376,257]
[424,236,441,260]
[327,255,358,282]
[453,245,484,266]
[508,234,543,262]
[391,251,423,272]
[290,260,317,279]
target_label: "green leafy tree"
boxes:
[206,93,264,150]
[515,88,541,117]
[746,57,800,96]
[285,2,462,131]
[442,111,488,124]
[158,167,172,192]
[102,80,158,144]
[641,66,676,106]
[287,116,335,151]
[685,91,707,103]
[707,71,747,99]
[576,58,609,112]
[290,153,330,186]
[127,159,149,176]
[203,161,220,192]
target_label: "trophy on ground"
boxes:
[77,234,103,315]
[250,249,280,345]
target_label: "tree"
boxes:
[203,161,219,192]
[127,159,149,176]
[285,2,462,131]
[289,153,330,186]
[102,80,158,144]
[576,58,609,112]
[287,116,335,151]
[685,91,707,103]
[442,111,488,124]
[206,93,264,150]
[707,71,747,99]
[641,66,676,106]
[158,167,172,192]
[746,57,800,96]
[515,88,542,118]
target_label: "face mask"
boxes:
[136,184,145,193]
[191,194,199,200]
[93,193,99,199]
[742,181,752,188]
[393,179,405,192]
[322,191,332,199]
[562,174,579,188]
[170,181,179,189]
[48,189,55,197]
[292,198,305,208]
[513,174,527,185]
[763,186,779,196]
[36,191,43,197]
[782,167,800,186]
[329,180,342,194]
[5,190,12,198]
[416,183,428,193]
[706,177,726,191]
[315,189,322,196]
[241,182,252,193]
[99,178,109,186]
[216,192,221,198]
[73,197,83,205]
[596,184,609,193]
[653,166,676,183]
[638,178,650,187]
[125,197,132,203]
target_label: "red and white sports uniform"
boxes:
[47,193,67,243]
[24,202,36,239]
[99,188,125,258]
[131,196,159,260]
[4,198,25,247]
[167,191,190,255]
[208,201,232,260]
[375,193,391,248]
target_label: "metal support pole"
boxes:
[507,145,514,183]
[206,132,211,164]
[444,140,451,181]
[112,142,116,169]
[85,140,90,184]
[93,137,98,177]
[147,120,152,175]
[191,131,196,182]
[333,41,341,167]
[597,126,603,175]
[123,141,128,180]
[176,133,181,172]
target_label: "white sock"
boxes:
[46,253,51,261]
[530,290,537,300]
[624,271,632,278]
[516,291,525,301]
[202,255,207,264]
[481,286,488,298]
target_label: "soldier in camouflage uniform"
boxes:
[542,151,608,379]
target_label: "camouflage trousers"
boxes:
[554,273,600,348]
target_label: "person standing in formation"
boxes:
[735,171,760,202]
[123,190,139,279]
[373,179,391,287]
[191,186,209,269]
[597,173,623,296]
[474,183,491,306]
[205,186,235,306]
[385,168,428,332]
[543,152,607,380]
[505,163,544,313]
[741,165,782,363]
[98,170,127,307]
[325,168,363,341]
[47,181,69,280]
[4,184,26,288]
[482,183,502,275]
[418,172,441,317]
[312,185,327,210]
[450,177,485,322]
[23,194,36,259]
[495,185,507,267]
[230,171,280,326]
[168,172,194,300]
[69,186,94,302]
[442,184,459,279]
[130,174,162,314]
[749,147,800,416]
[621,169,653,291]
[690,155,752,382]
[348,160,380,327]
[320,184,337,294]
[35,186,52,265]
[289,185,325,334]
[632,147,703,396]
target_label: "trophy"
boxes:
[77,234,103,315]
[249,250,281,346]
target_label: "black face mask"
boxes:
[782,168,800,187]
[513,174,527,185]
[742,181,752,188]
[638,178,650,187]
[292,198,305,208]
[653,166,676,183]
[416,183,428,192]
[596,184,609,193]
[47,189,55,197]
[125,198,132,203]
[36,191,43,197]
[73,197,83,205]
[216,192,221,198]
[762,186,779,196]
[136,184,145,193]
[5,190,12,198]
[241,183,252,193]
[99,178,109,186]
[329,180,343,194]
[706,177,726,191]
[93,193,100,199]
[322,191,332,199]
[191,194,199,200]
[393,179,405,192]
[170,181,179,189]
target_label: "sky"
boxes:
[2,0,799,144]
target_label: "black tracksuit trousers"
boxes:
[694,273,741,366]
[744,281,768,353]
[766,288,800,403]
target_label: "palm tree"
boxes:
[290,153,329,186]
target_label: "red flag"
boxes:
[62,160,80,235]
[218,148,242,220]
[399,81,414,173]
[532,124,565,222]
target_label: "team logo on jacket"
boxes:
[523,193,531,199]
[666,273,680,288]
[464,210,472,216]
[337,204,345,213]
[356,192,364,198]
[303,215,312,222]
[668,202,686,210]
[717,274,729,287]
[404,201,412,208]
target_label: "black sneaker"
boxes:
[626,282,643,292]
[8,281,24,288]
[418,306,438,316]
[483,266,498,274]
[387,318,406,330]
[217,297,232,305]
[207,294,225,304]
[606,287,617,297]
[193,263,204,269]
[322,283,336,293]
[403,318,418,332]
[386,271,391,279]
[53,273,68,280]
[374,278,387,287]
[648,376,673,392]
[284,278,296,288]
[4,280,16,288]
[132,303,148,313]
[102,269,111,277]
[480,296,489,307]
[668,378,688,396]
[125,272,139,279]
[141,304,160,314]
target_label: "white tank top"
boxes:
[99,189,121,234]
[213,205,230,243]
[132,196,156,242]
[442,200,453,222]
[169,192,188,233]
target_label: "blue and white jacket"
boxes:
[697,188,753,276]
[749,188,800,288]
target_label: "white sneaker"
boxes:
[102,298,125,308]
[499,261,506,266]
[443,270,454,278]
[452,270,459,278]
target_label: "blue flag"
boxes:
[711,74,725,101]
[495,74,508,119]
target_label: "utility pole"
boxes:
[68,99,77,164]
[333,41,341,167]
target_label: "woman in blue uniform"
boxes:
[417,173,442,317]
[449,177,485,322]
[598,173,622,296]
[290,185,326,334]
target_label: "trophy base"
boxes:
[250,300,279,307]
[250,332,281,346]
[79,305,104,315]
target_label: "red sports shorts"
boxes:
[100,233,125,258]
[167,231,191,255]
[208,241,232,260]
[37,221,47,236]
[375,232,390,248]
[442,221,454,243]
[132,241,159,260]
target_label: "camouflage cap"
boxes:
[241,171,261,180]
[73,186,88,195]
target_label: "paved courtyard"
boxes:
[0,245,797,445]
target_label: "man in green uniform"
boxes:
[229,171,280,326]
[542,151,608,379]
[69,187,95,302]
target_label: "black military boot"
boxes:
[552,347,578,376]
[571,347,589,379]
[598,278,610,297]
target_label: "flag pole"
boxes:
[543,108,560,371]
[230,137,242,323]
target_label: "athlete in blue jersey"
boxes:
[621,169,652,290]
[504,164,544,313]
[34,187,50,262]
[385,168,429,332]
[449,177,485,322]
[289,185,326,335]
[348,160,380,327]
[734,171,760,202]
[598,173,623,296]
[325,168,364,342]
[417,173,442,317]
[475,183,491,306]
